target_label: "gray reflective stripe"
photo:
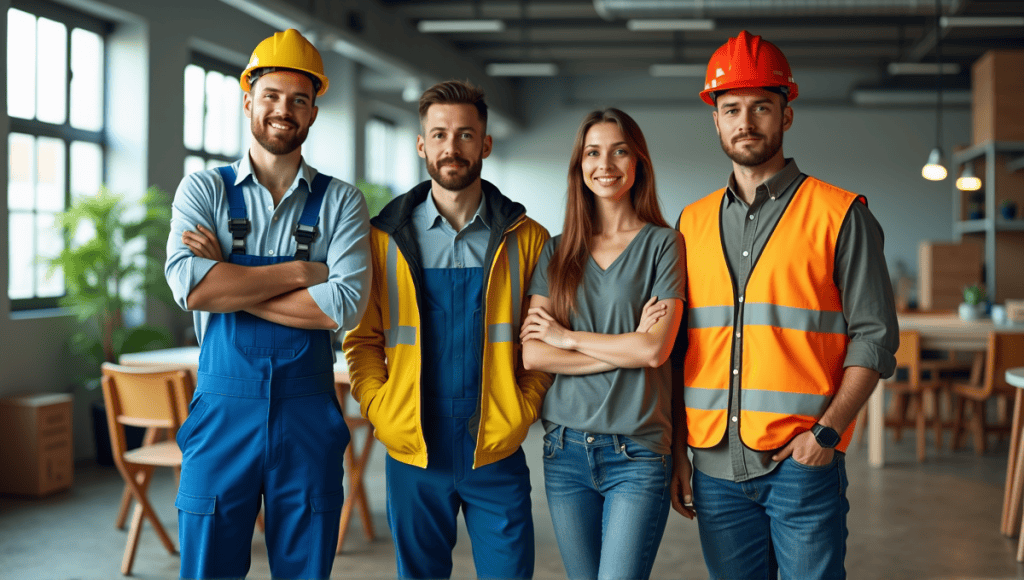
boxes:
[689,305,734,329]
[743,303,848,335]
[488,323,512,343]
[385,237,416,347]
[683,387,729,411]
[505,231,521,331]
[741,388,832,417]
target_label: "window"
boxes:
[7,2,107,310]
[183,53,248,177]
[366,116,418,194]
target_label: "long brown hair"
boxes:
[547,108,668,326]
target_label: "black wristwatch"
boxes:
[811,423,841,449]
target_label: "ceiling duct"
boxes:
[594,0,957,20]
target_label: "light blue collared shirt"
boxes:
[411,190,491,269]
[164,154,371,345]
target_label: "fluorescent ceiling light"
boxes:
[649,64,706,77]
[851,88,971,106]
[417,19,506,33]
[941,16,1024,28]
[486,63,558,76]
[887,62,962,75]
[626,19,714,31]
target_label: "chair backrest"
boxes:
[100,362,194,460]
[894,330,922,387]
[987,332,1024,395]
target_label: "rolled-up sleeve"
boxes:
[165,172,221,311]
[835,200,899,378]
[306,180,372,333]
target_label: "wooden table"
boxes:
[119,346,376,553]
[867,313,1024,467]
[1002,368,1024,560]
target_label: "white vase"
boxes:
[959,302,982,321]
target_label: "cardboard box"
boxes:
[918,240,984,310]
[0,393,73,497]
[972,50,1024,144]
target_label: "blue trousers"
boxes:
[542,426,672,580]
[693,454,850,580]
[385,398,534,579]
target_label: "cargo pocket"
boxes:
[309,489,345,577]
[175,396,209,451]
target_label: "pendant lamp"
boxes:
[922,0,947,181]
[956,163,982,191]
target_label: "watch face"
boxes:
[814,424,841,448]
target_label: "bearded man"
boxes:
[343,80,552,579]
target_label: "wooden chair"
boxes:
[855,330,947,461]
[101,362,193,575]
[951,332,1024,455]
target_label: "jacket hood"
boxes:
[371,180,526,235]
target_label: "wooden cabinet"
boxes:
[0,393,74,496]
[952,141,1024,303]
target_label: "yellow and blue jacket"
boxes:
[343,180,552,468]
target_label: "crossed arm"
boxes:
[183,224,336,329]
[520,293,683,374]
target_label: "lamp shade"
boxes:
[956,163,982,191]
[922,147,948,181]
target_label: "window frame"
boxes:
[183,52,247,172]
[7,0,111,311]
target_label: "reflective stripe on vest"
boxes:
[487,230,518,344]
[679,177,861,452]
[385,237,417,348]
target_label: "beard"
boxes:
[252,116,308,156]
[720,126,783,167]
[426,153,483,192]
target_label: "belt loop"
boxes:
[556,425,566,450]
[612,434,622,454]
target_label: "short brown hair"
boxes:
[418,80,487,128]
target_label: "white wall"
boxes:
[489,77,970,281]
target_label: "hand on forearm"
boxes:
[245,288,337,330]
[522,339,615,374]
[186,260,328,312]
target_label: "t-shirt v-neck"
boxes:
[588,223,651,273]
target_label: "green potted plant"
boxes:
[47,185,177,463]
[959,284,988,321]
[356,180,393,218]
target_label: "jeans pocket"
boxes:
[543,431,559,459]
[620,439,666,463]
[789,453,838,472]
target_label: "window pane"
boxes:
[183,64,205,150]
[36,212,63,297]
[8,132,35,211]
[203,70,225,154]
[8,212,34,299]
[7,8,36,119]
[184,155,205,177]
[70,140,102,199]
[221,74,241,157]
[206,158,224,171]
[70,28,103,131]
[36,137,65,212]
[36,17,67,125]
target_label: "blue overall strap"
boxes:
[293,172,331,261]
[216,165,250,255]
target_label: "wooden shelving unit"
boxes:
[951,140,1024,302]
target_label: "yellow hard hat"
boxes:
[240,29,329,97]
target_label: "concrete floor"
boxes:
[3,423,1024,580]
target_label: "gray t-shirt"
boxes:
[528,223,685,454]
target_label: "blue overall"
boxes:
[385,267,535,579]
[175,166,350,580]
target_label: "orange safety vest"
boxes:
[678,176,863,453]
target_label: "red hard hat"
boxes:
[699,31,798,106]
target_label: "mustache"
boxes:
[733,132,765,143]
[436,156,469,167]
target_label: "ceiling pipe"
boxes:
[594,0,957,20]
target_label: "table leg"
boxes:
[868,378,886,467]
[1004,390,1024,537]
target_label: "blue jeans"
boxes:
[693,454,850,580]
[543,426,672,580]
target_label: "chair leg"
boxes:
[925,389,943,452]
[336,425,377,554]
[913,395,927,462]
[120,466,177,575]
[890,393,908,442]
[971,401,987,455]
[115,484,133,530]
[952,395,967,451]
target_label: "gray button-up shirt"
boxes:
[688,159,899,482]
[411,190,491,269]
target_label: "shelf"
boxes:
[955,220,988,235]
[952,141,1024,164]
[1008,155,1024,173]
